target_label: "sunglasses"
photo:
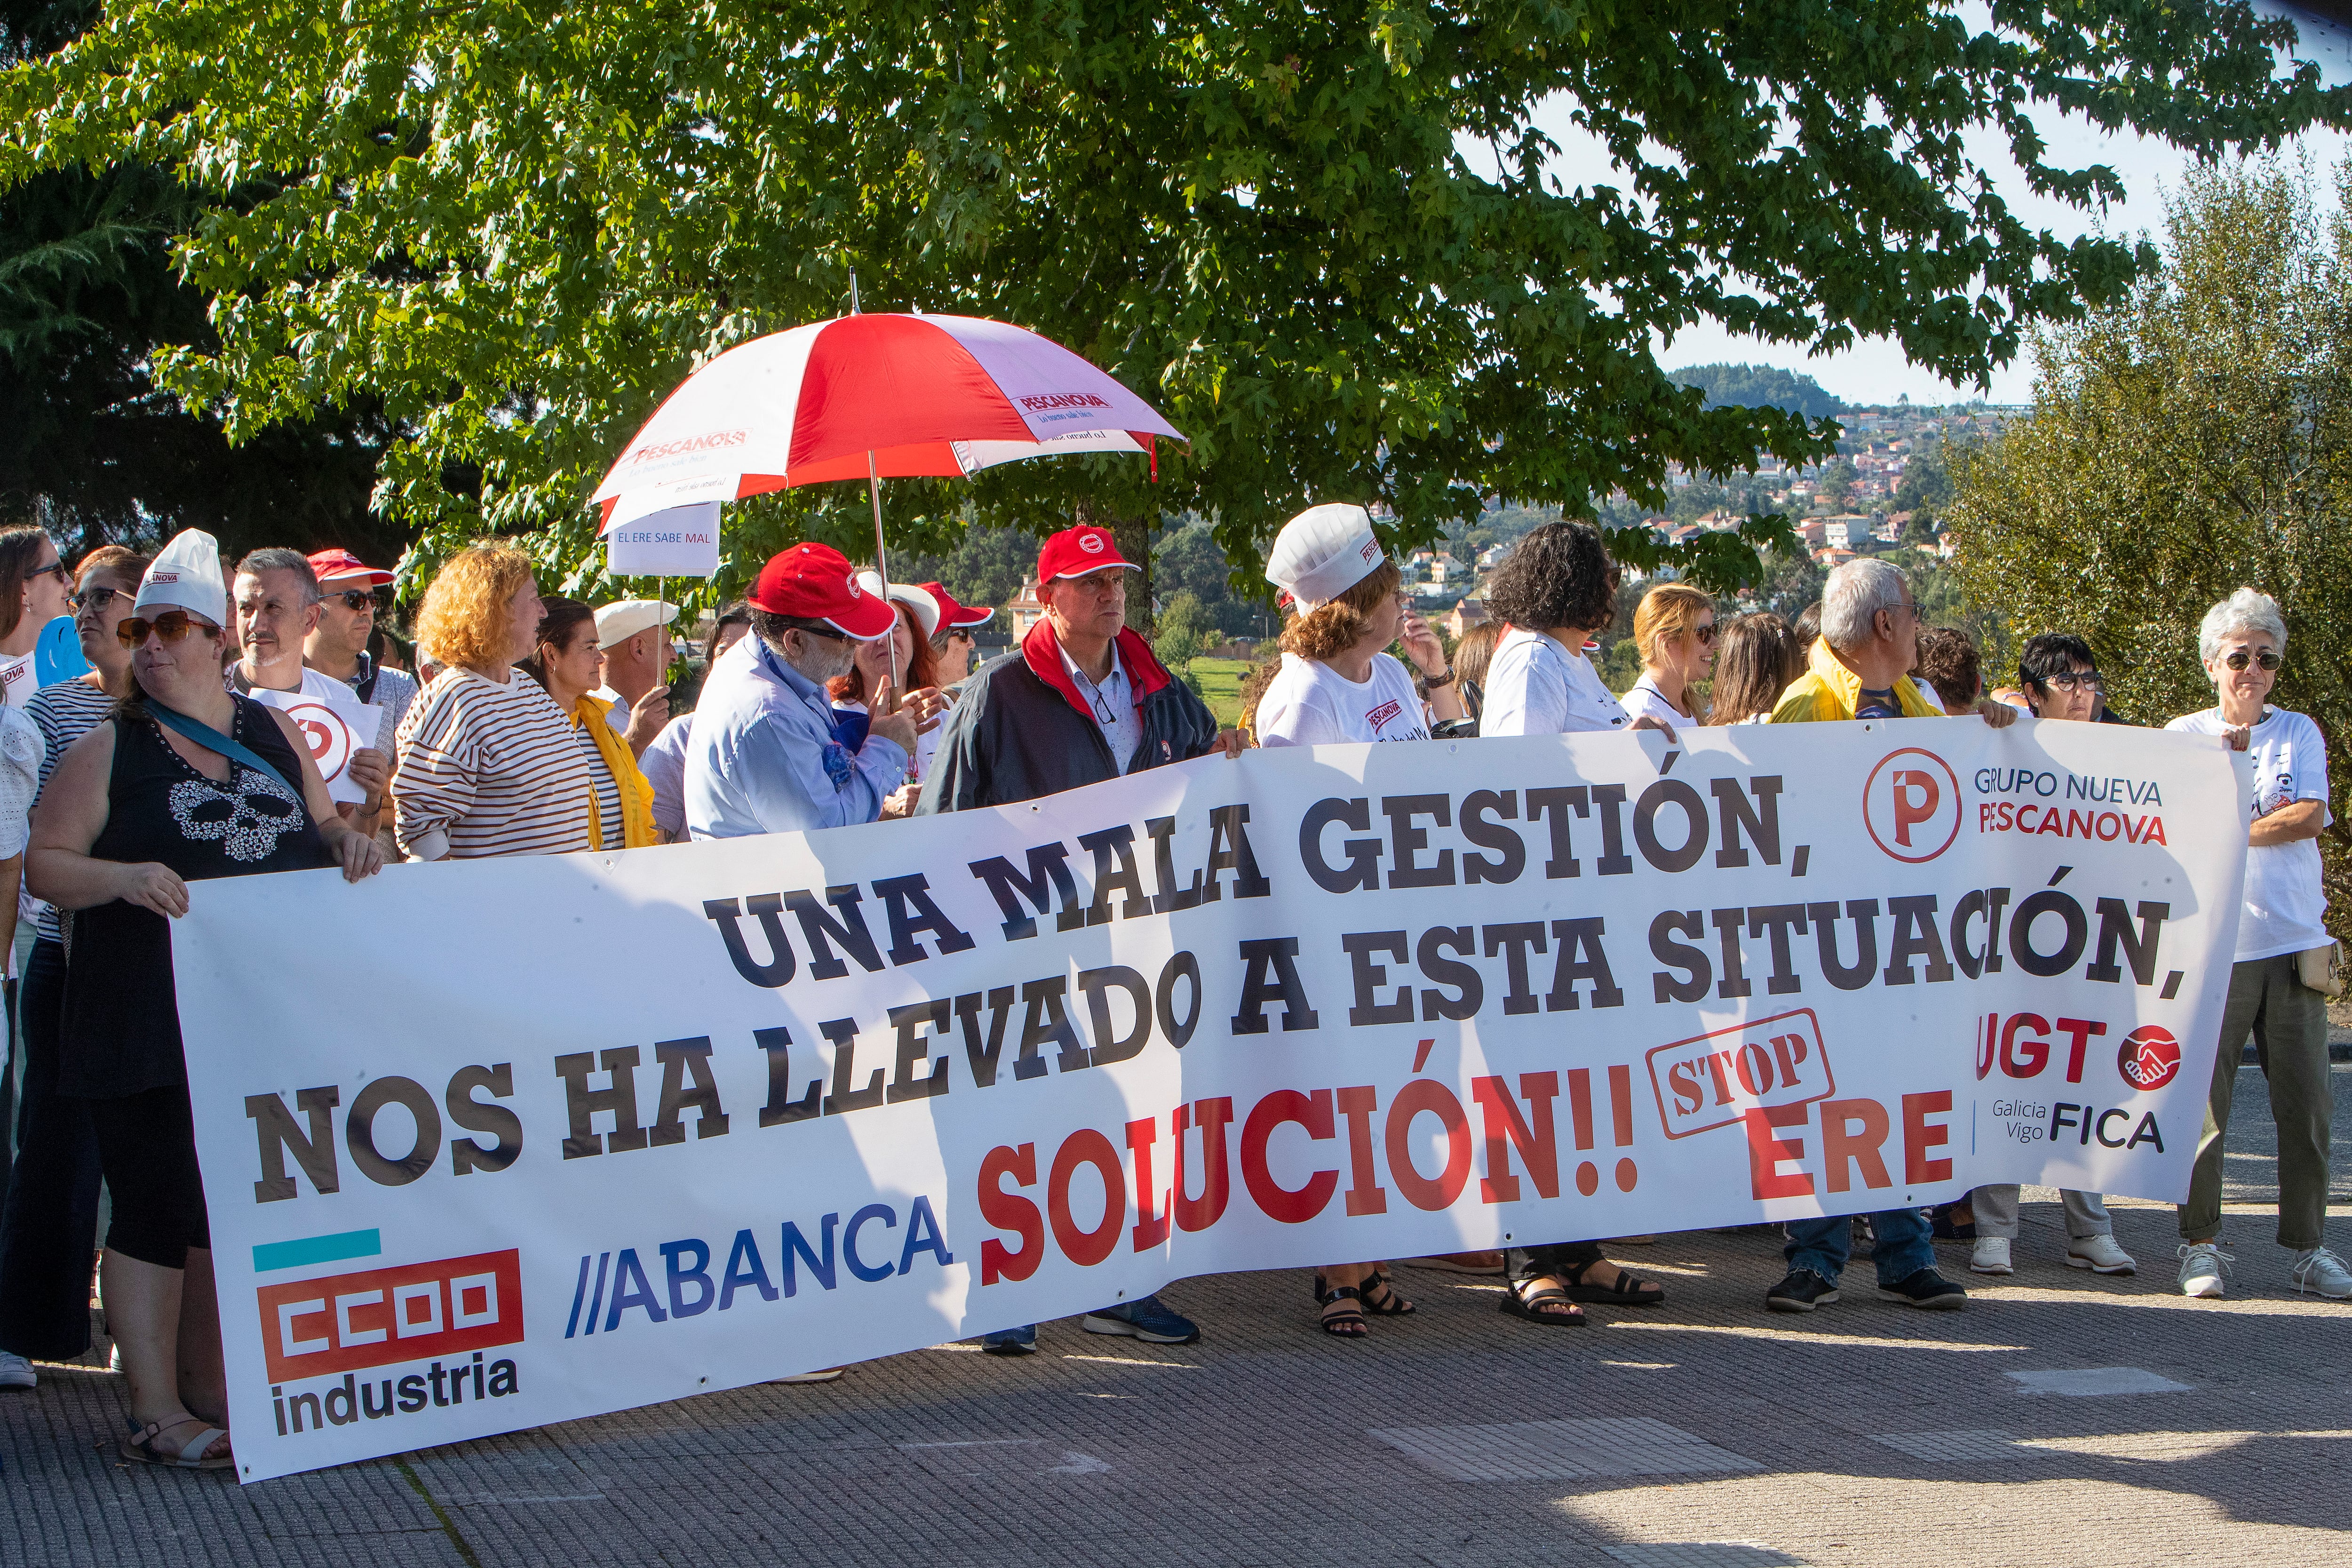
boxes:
[2038,670,2106,693]
[69,584,128,612]
[2223,649,2281,672]
[117,611,219,648]
[334,588,384,613]
[27,559,68,583]
[1693,623,1717,646]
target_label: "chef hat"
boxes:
[1264,503,1386,611]
[135,528,230,624]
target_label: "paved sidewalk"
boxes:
[6,1070,2347,1568]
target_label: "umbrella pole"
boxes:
[866,451,900,692]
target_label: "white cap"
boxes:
[855,573,941,640]
[1265,503,1385,610]
[135,528,229,624]
[594,599,677,649]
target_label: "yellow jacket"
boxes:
[1770,637,1940,724]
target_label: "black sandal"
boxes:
[1560,1256,1666,1305]
[1318,1284,1369,1337]
[1358,1267,1417,1317]
[1498,1279,1587,1326]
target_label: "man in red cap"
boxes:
[304,546,419,750]
[916,523,1234,1354]
[917,525,1232,815]
[682,543,943,837]
[918,581,994,688]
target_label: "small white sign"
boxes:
[607,501,721,578]
[245,682,382,804]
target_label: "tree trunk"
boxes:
[1075,499,1156,638]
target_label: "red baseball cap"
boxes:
[1035,525,1139,583]
[747,543,897,639]
[919,582,994,631]
[307,547,394,588]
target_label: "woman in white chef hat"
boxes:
[1255,504,1463,752]
[1256,503,1462,1339]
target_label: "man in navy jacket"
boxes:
[918,524,1224,811]
[916,522,1236,1353]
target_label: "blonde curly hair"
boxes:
[1279,559,1404,663]
[413,543,536,676]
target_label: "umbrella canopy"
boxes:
[593,313,1183,533]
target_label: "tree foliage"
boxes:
[0,0,404,560]
[1948,158,2352,928]
[1669,363,1847,420]
[4,0,2343,601]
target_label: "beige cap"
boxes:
[594,599,677,649]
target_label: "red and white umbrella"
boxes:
[591,312,1184,533]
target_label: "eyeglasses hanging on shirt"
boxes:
[1071,665,1120,724]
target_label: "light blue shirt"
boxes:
[683,637,908,839]
[1061,638,1136,774]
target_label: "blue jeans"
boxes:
[1784,1208,1933,1288]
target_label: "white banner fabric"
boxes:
[174,719,2247,1481]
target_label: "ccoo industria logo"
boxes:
[257,1249,523,1382]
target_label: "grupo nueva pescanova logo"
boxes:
[1863,747,1961,862]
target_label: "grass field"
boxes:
[1185,655,1257,727]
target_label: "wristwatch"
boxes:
[1422,666,1457,689]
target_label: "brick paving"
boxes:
[4,1067,2347,1568]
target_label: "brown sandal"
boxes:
[120,1415,232,1470]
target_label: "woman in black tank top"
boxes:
[26,575,383,1472]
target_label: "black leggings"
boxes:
[85,1084,209,1270]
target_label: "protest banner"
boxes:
[245,682,382,804]
[173,718,2248,1481]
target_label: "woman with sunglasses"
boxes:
[1964,634,2138,1281]
[0,548,148,1393]
[2166,589,2347,1302]
[0,527,76,709]
[26,530,382,1471]
[1621,582,1716,726]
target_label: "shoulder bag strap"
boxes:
[145,698,302,798]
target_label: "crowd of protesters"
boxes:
[0,502,2339,1471]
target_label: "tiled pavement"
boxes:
[5,1068,2347,1568]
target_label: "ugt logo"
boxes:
[1863,747,1961,862]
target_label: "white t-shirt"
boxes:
[1482,628,1629,737]
[0,649,35,709]
[2167,706,2333,962]
[1255,653,1430,747]
[1621,673,1699,728]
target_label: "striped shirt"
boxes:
[392,667,592,860]
[574,723,624,850]
[25,677,119,944]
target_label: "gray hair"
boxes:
[2197,587,2287,664]
[1819,558,1909,653]
[235,548,321,605]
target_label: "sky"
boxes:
[1507,2,2352,407]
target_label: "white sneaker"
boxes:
[1969,1237,2014,1275]
[2066,1235,2137,1275]
[2177,1242,2233,1298]
[2288,1247,2352,1299]
[0,1351,34,1390]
